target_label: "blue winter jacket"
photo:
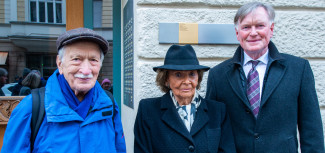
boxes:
[1,70,126,153]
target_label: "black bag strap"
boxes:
[104,90,116,127]
[30,87,46,151]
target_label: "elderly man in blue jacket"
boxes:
[2,28,126,153]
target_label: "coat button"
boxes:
[188,145,195,152]
[245,108,250,113]
[254,133,260,139]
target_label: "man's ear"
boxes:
[56,55,63,74]
[270,22,275,38]
[235,27,240,41]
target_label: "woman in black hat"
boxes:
[134,44,236,153]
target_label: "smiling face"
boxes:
[167,70,198,105]
[235,7,274,59]
[57,41,101,100]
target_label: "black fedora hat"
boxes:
[153,44,210,72]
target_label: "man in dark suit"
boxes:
[206,2,324,153]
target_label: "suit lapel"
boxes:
[260,61,286,107]
[226,64,252,109]
[260,41,286,107]
[227,41,287,110]
[160,93,194,143]
[190,98,209,136]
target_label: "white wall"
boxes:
[121,0,137,152]
[121,0,325,152]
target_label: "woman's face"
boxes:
[167,70,198,102]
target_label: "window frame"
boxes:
[93,0,103,28]
[26,53,57,80]
[29,0,63,23]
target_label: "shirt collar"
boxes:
[243,49,269,66]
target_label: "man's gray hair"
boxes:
[234,2,275,29]
[0,68,8,77]
[58,46,105,66]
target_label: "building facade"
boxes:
[0,0,113,83]
[0,0,325,152]
[120,0,325,152]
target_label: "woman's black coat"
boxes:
[134,93,236,153]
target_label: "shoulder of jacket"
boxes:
[11,94,33,117]
[275,53,308,69]
[210,58,234,72]
[139,96,162,106]
[204,99,226,110]
[279,53,306,62]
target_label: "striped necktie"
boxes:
[247,60,260,118]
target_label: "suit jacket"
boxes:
[134,93,236,153]
[206,41,325,153]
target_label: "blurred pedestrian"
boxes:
[19,71,41,96]
[31,69,47,87]
[11,68,31,96]
[0,68,8,96]
[101,78,113,93]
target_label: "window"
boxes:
[30,0,62,23]
[26,54,57,80]
[93,0,102,28]
[0,52,8,65]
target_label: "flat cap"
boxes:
[56,27,109,55]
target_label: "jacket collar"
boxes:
[44,70,113,123]
[227,41,287,118]
[160,93,209,142]
[160,92,208,111]
[231,41,284,66]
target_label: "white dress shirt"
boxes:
[243,50,269,98]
